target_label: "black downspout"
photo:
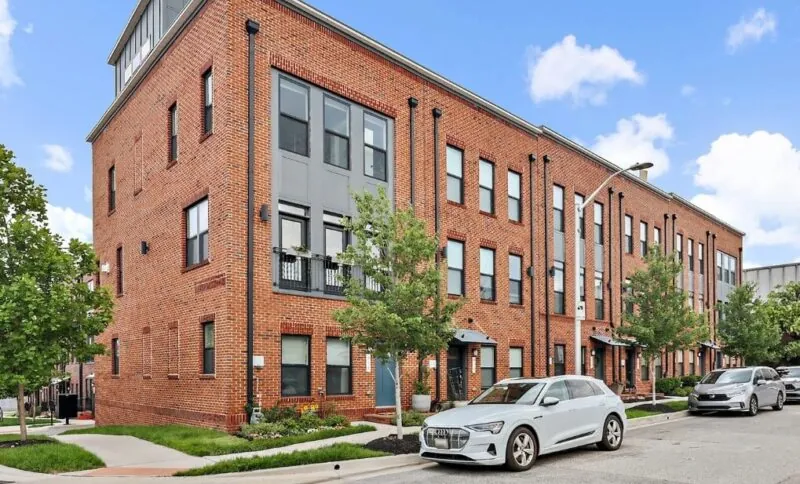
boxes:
[608,188,616,384]
[671,213,678,376]
[528,154,537,377]
[408,97,418,208]
[617,191,624,383]
[663,214,669,254]
[542,155,552,376]
[432,107,442,402]
[245,19,259,418]
[705,231,711,313]
[712,233,718,366]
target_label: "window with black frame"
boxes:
[279,77,309,156]
[326,338,351,395]
[479,247,496,301]
[595,271,604,320]
[554,344,566,376]
[640,221,648,256]
[168,103,178,162]
[324,213,348,295]
[185,198,209,267]
[278,203,310,291]
[111,338,120,375]
[581,346,586,375]
[446,146,463,204]
[202,69,213,135]
[116,246,124,296]
[508,170,521,222]
[624,215,633,254]
[202,322,215,374]
[509,347,523,378]
[553,185,565,314]
[108,165,116,212]
[364,113,387,180]
[509,253,522,305]
[480,346,496,389]
[447,240,465,296]
[479,159,494,214]
[323,96,350,169]
[281,335,310,396]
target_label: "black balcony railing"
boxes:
[273,249,381,296]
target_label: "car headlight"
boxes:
[466,421,504,434]
[690,391,699,398]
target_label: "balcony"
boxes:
[272,249,380,296]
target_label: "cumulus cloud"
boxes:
[47,204,92,243]
[42,144,73,172]
[691,131,800,249]
[680,84,696,97]
[527,35,644,105]
[590,114,674,179]
[726,8,776,53]
[0,0,22,88]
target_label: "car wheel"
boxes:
[505,427,537,472]
[597,415,624,451]
[773,392,784,411]
[747,395,759,417]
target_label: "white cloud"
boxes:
[0,0,22,88]
[726,8,777,53]
[590,114,674,179]
[42,144,73,172]
[83,185,92,203]
[691,131,800,249]
[46,204,92,243]
[680,84,696,97]
[22,22,31,34]
[527,35,644,105]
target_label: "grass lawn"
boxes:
[0,434,104,474]
[626,400,689,419]
[63,423,376,457]
[0,417,53,428]
[175,443,388,476]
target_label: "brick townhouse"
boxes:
[87,0,744,430]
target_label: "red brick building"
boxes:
[88,0,744,430]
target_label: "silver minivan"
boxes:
[688,367,785,416]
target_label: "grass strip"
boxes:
[0,434,104,474]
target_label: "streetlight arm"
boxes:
[580,167,628,210]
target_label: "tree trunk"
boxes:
[394,358,403,440]
[651,359,657,406]
[17,383,28,441]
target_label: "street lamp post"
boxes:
[573,162,653,375]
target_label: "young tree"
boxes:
[761,281,800,364]
[616,248,708,404]
[0,145,113,440]
[719,282,781,365]
[333,189,460,438]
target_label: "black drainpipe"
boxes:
[542,155,552,376]
[432,107,442,401]
[712,233,718,363]
[705,231,711,313]
[608,187,616,383]
[408,97,418,208]
[671,213,678,376]
[245,19,259,418]
[528,154,537,377]
[663,214,669,254]
[617,191,624,383]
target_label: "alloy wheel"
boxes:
[512,432,535,467]
[606,419,622,448]
[749,396,758,416]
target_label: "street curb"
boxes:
[627,410,691,430]
[206,453,425,481]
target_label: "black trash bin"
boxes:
[57,394,78,424]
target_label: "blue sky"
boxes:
[1,0,799,269]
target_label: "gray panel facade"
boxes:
[744,263,800,300]
[270,69,394,296]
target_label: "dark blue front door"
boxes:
[375,357,396,407]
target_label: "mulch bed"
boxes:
[631,403,681,414]
[0,439,53,449]
[364,434,420,455]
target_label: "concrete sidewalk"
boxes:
[0,418,95,435]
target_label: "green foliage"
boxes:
[0,435,104,473]
[322,414,350,428]
[671,386,694,397]
[760,281,800,363]
[414,367,431,395]
[719,282,781,364]
[391,410,426,426]
[175,443,389,476]
[655,377,682,395]
[0,145,114,439]
[680,375,701,387]
[617,249,708,361]
[260,403,299,423]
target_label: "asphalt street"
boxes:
[353,404,800,484]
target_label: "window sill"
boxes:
[509,303,525,308]
[182,260,210,273]
[116,293,124,299]
[480,299,498,305]
[479,211,497,219]
[199,132,213,144]
[325,394,355,401]
[446,200,466,209]
[199,374,216,380]
[166,160,178,170]
[107,209,116,217]
[447,294,464,300]
[281,395,314,403]
[168,374,180,380]
[111,375,120,379]
[509,220,524,226]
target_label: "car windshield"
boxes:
[700,369,752,385]
[779,368,800,378]
[471,382,544,405]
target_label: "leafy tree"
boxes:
[0,145,113,440]
[333,189,461,438]
[761,281,800,364]
[617,247,708,404]
[719,282,781,365]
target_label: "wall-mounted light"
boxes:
[140,241,150,255]
[526,266,534,277]
[472,348,479,357]
[591,350,596,357]
[440,246,447,258]
[259,204,270,222]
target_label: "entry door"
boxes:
[699,352,706,376]
[447,346,466,401]
[594,347,605,382]
[626,350,636,389]
[375,357,396,407]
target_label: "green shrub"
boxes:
[261,404,298,423]
[322,414,350,428]
[681,375,701,388]
[671,386,693,397]
[391,410,426,427]
[655,377,682,395]
[298,412,323,429]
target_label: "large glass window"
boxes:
[364,113,388,181]
[699,243,705,275]
[279,77,309,156]
[480,247,496,301]
[554,260,565,314]
[278,203,310,291]
[640,221,648,256]
[324,214,348,295]
[202,322,215,374]
[594,203,604,245]
[688,239,694,272]
[116,246,124,296]
[326,338,351,395]
[108,165,116,212]
[447,240,465,296]
[169,103,178,162]
[553,185,564,232]
[509,347,523,378]
[509,253,523,305]
[281,335,310,396]
[508,170,521,222]
[111,338,120,375]
[323,96,350,169]
[446,146,464,204]
[624,215,633,254]
[654,226,661,248]
[480,346,496,389]
[595,271,604,319]
[554,344,566,376]
[479,160,494,214]
[202,69,213,135]
[186,198,209,267]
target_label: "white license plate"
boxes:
[434,438,448,449]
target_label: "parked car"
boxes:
[419,376,626,472]
[688,366,785,416]
[776,366,800,402]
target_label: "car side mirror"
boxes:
[756,379,767,386]
[541,396,560,407]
